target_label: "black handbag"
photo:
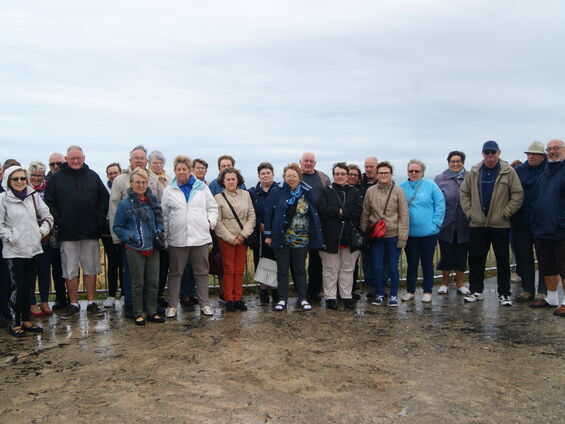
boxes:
[349,224,366,251]
[153,231,167,250]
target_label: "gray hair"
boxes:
[407,159,426,174]
[130,145,147,157]
[148,150,166,164]
[66,145,83,154]
[28,161,46,174]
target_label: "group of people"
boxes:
[1,138,564,337]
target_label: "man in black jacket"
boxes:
[44,146,109,319]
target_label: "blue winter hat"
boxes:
[482,140,500,152]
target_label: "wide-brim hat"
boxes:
[524,141,546,155]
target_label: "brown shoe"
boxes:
[529,299,556,308]
[553,305,565,317]
[516,292,534,303]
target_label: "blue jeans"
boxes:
[371,237,401,297]
[30,245,51,304]
[405,235,437,294]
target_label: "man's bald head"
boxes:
[300,152,316,174]
[547,139,565,162]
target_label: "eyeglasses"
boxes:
[483,149,498,155]
[30,174,44,178]
[10,177,27,182]
[408,170,421,174]
[49,162,63,167]
[333,172,348,177]
[377,171,391,175]
[449,160,463,164]
[546,146,563,152]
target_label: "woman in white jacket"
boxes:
[161,156,218,318]
[0,166,53,337]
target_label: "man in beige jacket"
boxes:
[460,140,523,306]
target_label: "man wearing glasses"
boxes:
[460,140,523,306]
[46,152,64,182]
[530,139,565,316]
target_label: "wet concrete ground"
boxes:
[1,277,564,424]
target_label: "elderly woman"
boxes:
[113,168,165,325]
[400,160,445,303]
[0,166,53,336]
[248,162,278,304]
[26,161,53,317]
[434,151,471,296]
[214,168,256,312]
[361,162,409,306]
[264,163,324,311]
[161,155,218,317]
[318,162,362,310]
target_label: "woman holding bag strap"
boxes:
[214,168,256,312]
[360,162,409,307]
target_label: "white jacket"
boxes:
[0,168,54,259]
[161,177,218,247]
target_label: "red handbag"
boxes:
[367,183,394,241]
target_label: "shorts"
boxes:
[535,239,565,278]
[437,241,469,272]
[60,239,101,279]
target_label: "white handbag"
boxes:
[253,237,278,287]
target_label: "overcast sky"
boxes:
[1,0,563,184]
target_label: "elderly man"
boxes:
[44,146,109,319]
[299,152,330,301]
[460,140,523,306]
[109,145,163,317]
[45,152,64,182]
[530,139,565,316]
[511,141,548,302]
[208,155,246,196]
[360,157,379,297]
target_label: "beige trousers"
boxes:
[319,248,361,300]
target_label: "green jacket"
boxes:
[460,160,523,228]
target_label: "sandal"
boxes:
[40,303,53,315]
[300,300,312,311]
[9,326,26,338]
[134,315,146,326]
[275,300,286,311]
[30,304,44,317]
[147,314,165,323]
[22,324,44,333]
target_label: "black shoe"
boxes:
[9,326,26,338]
[235,300,248,311]
[325,299,337,310]
[226,301,236,312]
[52,302,68,311]
[157,305,166,315]
[86,302,105,317]
[134,315,145,325]
[22,324,44,333]
[146,313,165,323]
[157,296,168,307]
[352,292,361,301]
[344,299,355,309]
[123,304,134,319]
[259,290,270,304]
[308,293,322,302]
[271,289,279,303]
[59,304,80,320]
[180,296,193,307]
[366,291,375,299]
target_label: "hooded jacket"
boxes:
[460,160,523,228]
[532,160,565,240]
[161,177,218,247]
[44,162,108,241]
[434,168,470,244]
[400,178,445,237]
[0,166,54,258]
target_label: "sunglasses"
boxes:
[10,177,27,182]
[49,162,63,167]
[483,149,498,155]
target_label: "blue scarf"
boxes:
[288,185,303,205]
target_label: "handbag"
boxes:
[253,239,278,287]
[31,193,53,244]
[350,224,366,251]
[367,183,394,242]
[220,192,258,248]
[153,231,167,250]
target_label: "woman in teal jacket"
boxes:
[400,159,445,303]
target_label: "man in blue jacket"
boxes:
[530,139,565,316]
[511,142,547,302]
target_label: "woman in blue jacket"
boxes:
[400,160,445,303]
[113,168,166,325]
[264,163,324,311]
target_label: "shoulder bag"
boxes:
[221,192,259,248]
[367,183,394,241]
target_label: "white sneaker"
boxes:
[165,306,177,318]
[464,292,483,303]
[499,295,513,306]
[300,300,312,311]
[422,293,432,303]
[438,285,448,295]
[103,297,115,308]
[200,305,213,316]
[457,286,471,296]
[401,292,415,302]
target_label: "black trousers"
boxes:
[468,227,511,296]
[307,248,322,298]
[511,224,546,295]
[49,245,67,304]
[8,257,37,327]
[102,236,124,297]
